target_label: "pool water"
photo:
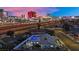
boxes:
[30,36,40,41]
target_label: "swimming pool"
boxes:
[13,33,57,50]
[29,35,40,42]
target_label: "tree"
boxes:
[63,22,70,31]
[6,31,14,37]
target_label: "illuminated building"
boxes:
[28,11,37,18]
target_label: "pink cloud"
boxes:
[0,7,59,17]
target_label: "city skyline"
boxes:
[1,7,79,17]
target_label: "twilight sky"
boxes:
[1,7,79,17]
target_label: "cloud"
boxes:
[0,7,59,16]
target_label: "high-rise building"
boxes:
[3,11,8,17]
[0,9,4,17]
[21,14,25,18]
[28,11,36,18]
